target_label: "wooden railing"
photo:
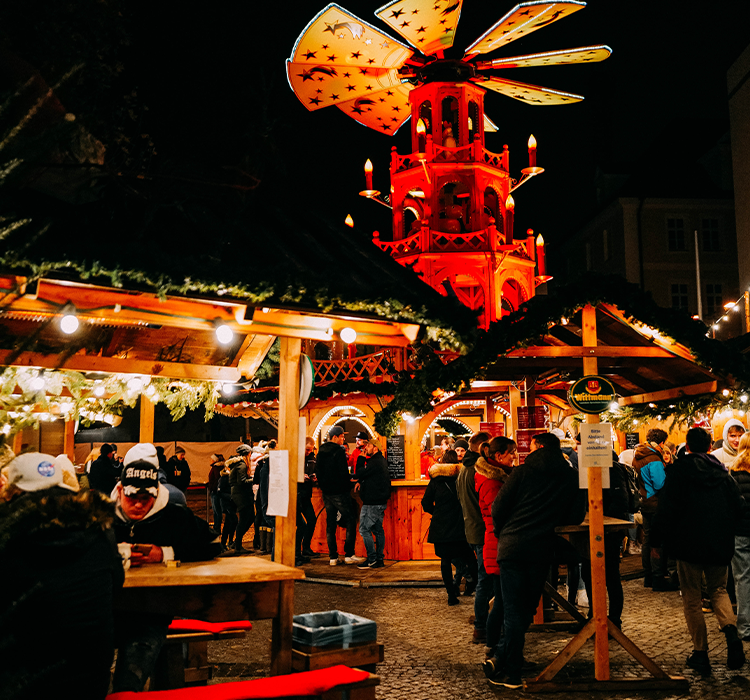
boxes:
[391,139,509,174]
[373,226,503,257]
[313,350,398,386]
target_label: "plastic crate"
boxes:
[293,610,377,649]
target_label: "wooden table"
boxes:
[116,557,305,675]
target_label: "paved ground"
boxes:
[209,568,750,699]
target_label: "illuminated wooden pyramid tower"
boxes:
[288,0,610,328]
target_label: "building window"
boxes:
[705,283,723,317]
[667,218,685,251]
[671,283,688,310]
[602,229,609,261]
[702,218,720,252]
[585,241,592,271]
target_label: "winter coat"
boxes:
[492,447,585,563]
[315,441,353,495]
[633,442,667,511]
[474,456,511,574]
[255,456,274,527]
[421,462,466,544]
[113,485,219,562]
[456,449,485,545]
[560,438,579,469]
[89,453,118,495]
[730,465,750,538]
[0,487,124,698]
[654,451,743,565]
[299,452,316,499]
[208,461,223,494]
[355,451,391,505]
[228,455,254,509]
[711,419,746,467]
[165,455,192,493]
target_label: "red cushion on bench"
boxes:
[107,665,369,700]
[168,620,254,634]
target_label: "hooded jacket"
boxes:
[633,442,667,511]
[421,462,466,543]
[474,456,511,574]
[456,449,484,545]
[654,451,742,565]
[711,419,746,467]
[113,485,219,562]
[315,441,352,495]
[492,447,585,563]
[355,450,391,505]
[0,487,123,697]
[228,455,254,509]
[731,460,750,538]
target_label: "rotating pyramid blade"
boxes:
[288,3,413,111]
[464,1,586,58]
[375,0,463,55]
[476,75,583,105]
[337,83,413,134]
[476,44,611,70]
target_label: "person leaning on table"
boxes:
[111,443,219,693]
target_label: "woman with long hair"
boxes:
[731,432,750,642]
[422,449,478,605]
[475,436,517,676]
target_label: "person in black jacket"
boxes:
[112,443,219,692]
[730,432,750,642]
[296,437,319,563]
[229,448,255,554]
[354,437,391,569]
[0,451,124,700]
[654,427,745,675]
[164,446,191,493]
[422,450,478,606]
[315,426,363,566]
[89,442,118,495]
[489,432,585,689]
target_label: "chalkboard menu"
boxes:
[625,432,640,449]
[386,435,406,480]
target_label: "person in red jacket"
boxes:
[475,437,517,676]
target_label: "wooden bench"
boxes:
[153,620,253,689]
[108,665,379,700]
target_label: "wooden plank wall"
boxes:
[308,486,437,561]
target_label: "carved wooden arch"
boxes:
[308,402,378,440]
[498,267,532,301]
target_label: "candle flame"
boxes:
[416,119,426,135]
[505,194,515,210]
[528,134,537,149]
[345,214,354,227]
[364,159,373,173]
[536,234,544,246]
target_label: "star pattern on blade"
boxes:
[477,45,612,70]
[464,1,585,56]
[475,76,584,105]
[375,0,463,55]
[337,83,413,135]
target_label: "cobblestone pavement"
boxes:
[210,577,750,699]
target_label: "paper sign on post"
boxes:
[267,450,289,517]
[579,422,612,489]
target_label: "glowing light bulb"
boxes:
[221,383,234,395]
[93,385,105,397]
[30,377,45,391]
[344,214,354,228]
[416,119,426,135]
[340,327,357,344]
[215,324,233,345]
[60,314,79,334]
[505,194,515,210]
[127,377,143,392]
[722,389,730,396]
[609,402,619,411]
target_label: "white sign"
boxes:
[579,422,612,489]
[267,450,289,517]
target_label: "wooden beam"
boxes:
[140,396,155,443]
[0,350,241,382]
[619,381,717,406]
[63,419,75,461]
[507,346,673,358]
[275,337,300,569]
[237,334,276,378]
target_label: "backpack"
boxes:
[617,462,643,514]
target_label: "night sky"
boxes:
[126,1,750,265]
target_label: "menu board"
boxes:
[480,422,505,437]
[386,435,406,480]
[625,432,640,449]
[516,406,549,430]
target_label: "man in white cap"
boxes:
[0,450,123,699]
[111,443,219,692]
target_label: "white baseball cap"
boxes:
[3,452,75,492]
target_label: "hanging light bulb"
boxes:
[60,314,79,334]
[340,327,357,344]
[127,377,143,392]
[93,385,105,397]
[30,376,45,391]
[221,383,234,395]
[215,323,233,345]
[344,214,354,227]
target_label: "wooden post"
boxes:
[275,337,301,569]
[12,430,23,454]
[139,396,155,443]
[63,419,75,461]
[508,385,521,438]
[582,304,609,680]
[485,397,495,423]
[403,419,420,480]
